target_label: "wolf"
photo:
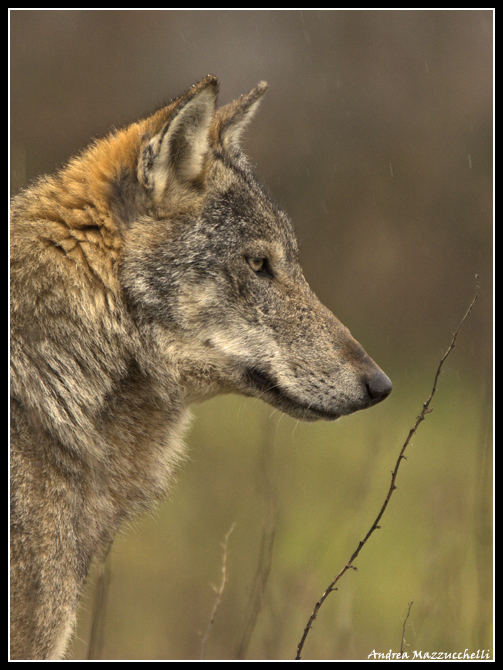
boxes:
[10,75,391,659]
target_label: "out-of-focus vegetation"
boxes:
[10,9,492,660]
[68,367,491,660]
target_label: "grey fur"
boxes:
[10,76,391,659]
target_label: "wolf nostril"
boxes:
[365,370,392,403]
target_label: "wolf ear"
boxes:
[217,81,268,150]
[138,75,218,195]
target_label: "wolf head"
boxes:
[121,75,391,421]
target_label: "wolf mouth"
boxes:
[244,367,340,420]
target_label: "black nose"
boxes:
[365,370,392,404]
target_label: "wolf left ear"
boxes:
[138,75,218,196]
[217,81,268,150]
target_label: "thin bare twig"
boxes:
[400,601,414,654]
[200,522,236,659]
[295,283,479,660]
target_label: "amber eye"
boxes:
[245,255,274,278]
[247,257,266,273]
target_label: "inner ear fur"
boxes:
[138,75,218,196]
[214,80,268,151]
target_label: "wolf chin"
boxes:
[10,75,391,659]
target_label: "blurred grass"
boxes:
[68,355,492,660]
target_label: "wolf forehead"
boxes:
[199,176,300,260]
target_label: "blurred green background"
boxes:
[10,10,492,661]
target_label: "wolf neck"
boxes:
[11,120,198,507]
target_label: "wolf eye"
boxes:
[248,257,265,272]
[246,256,273,278]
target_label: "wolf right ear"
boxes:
[138,75,218,197]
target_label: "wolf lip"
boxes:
[244,367,340,420]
